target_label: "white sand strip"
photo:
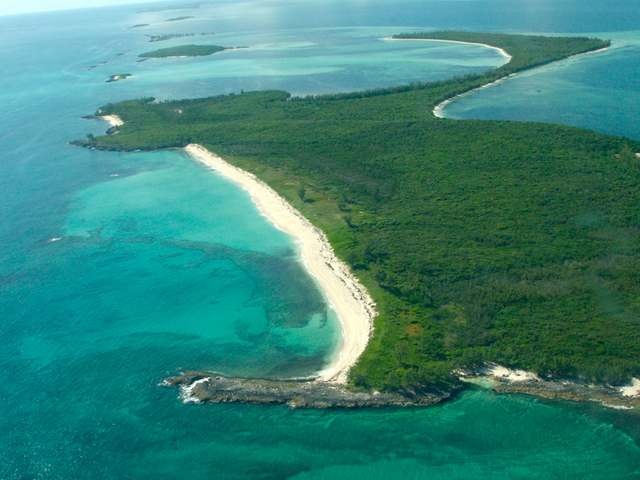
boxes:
[100,114,124,127]
[485,364,540,383]
[185,144,376,384]
[620,378,640,398]
[382,36,512,62]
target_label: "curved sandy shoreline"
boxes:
[380,36,512,118]
[431,45,611,118]
[96,113,376,383]
[184,144,376,384]
[382,36,512,63]
[433,72,516,118]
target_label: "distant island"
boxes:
[106,73,131,83]
[146,32,216,43]
[165,16,193,22]
[139,44,230,58]
[79,32,640,410]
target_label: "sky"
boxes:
[0,0,162,16]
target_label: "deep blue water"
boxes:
[1,1,640,478]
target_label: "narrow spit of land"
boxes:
[78,32,640,410]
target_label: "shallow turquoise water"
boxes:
[1,1,640,478]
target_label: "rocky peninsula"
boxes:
[164,373,454,408]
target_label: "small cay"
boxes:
[106,73,131,83]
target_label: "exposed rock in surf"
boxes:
[163,372,452,409]
[458,365,640,411]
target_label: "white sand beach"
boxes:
[620,378,640,398]
[100,114,124,127]
[457,363,541,385]
[185,144,376,384]
[485,364,540,383]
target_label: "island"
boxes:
[77,32,640,410]
[139,44,230,58]
[105,73,132,83]
[165,16,193,22]
[138,3,200,13]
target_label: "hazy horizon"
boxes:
[0,0,164,17]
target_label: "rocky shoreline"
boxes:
[459,366,640,411]
[490,380,640,411]
[163,372,453,408]
[162,369,640,412]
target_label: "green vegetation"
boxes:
[80,32,640,394]
[139,44,228,58]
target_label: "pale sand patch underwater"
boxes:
[184,144,376,384]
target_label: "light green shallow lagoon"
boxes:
[1,1,640,478]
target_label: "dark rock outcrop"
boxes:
[163,372,452,409]
[490,379,640,411]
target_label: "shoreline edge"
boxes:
[430,44,611,118]
[184,144,376,384]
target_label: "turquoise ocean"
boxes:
[1,0,639,478]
